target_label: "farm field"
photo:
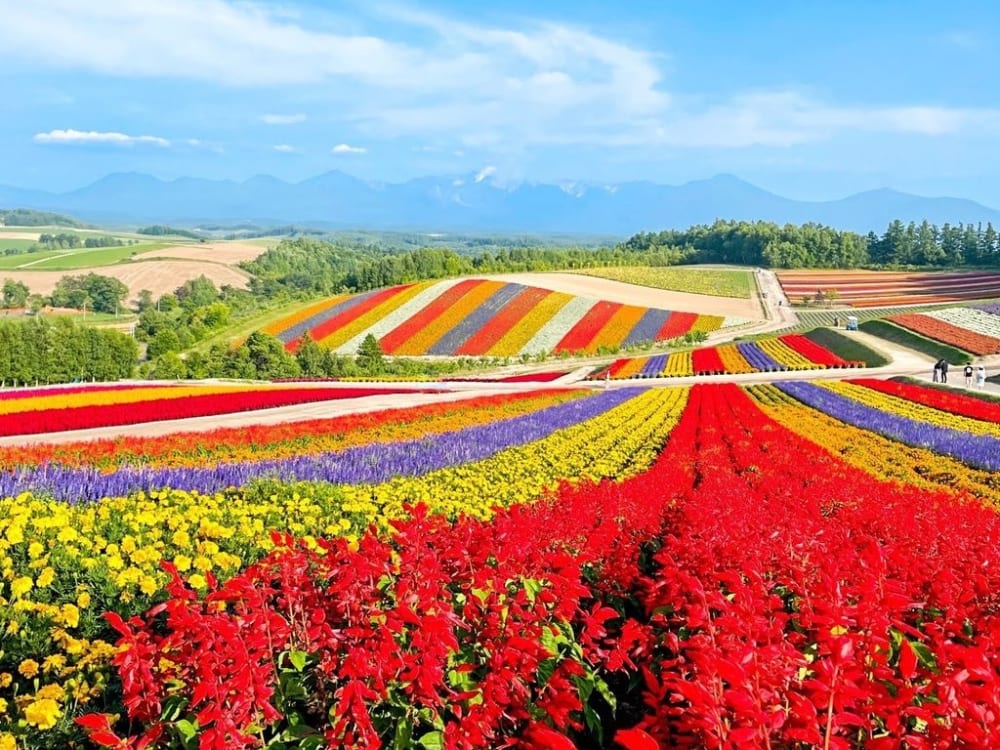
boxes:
[139,241,269,264]
[5,377,1000,747]
[591,330,866,379]
[572,266,753,298]
[777,268,1000,307]
[265,278,732,356]
[0,259,252,300]
[886,305,1000,355]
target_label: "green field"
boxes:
[0,239,38,252]
[573,266,753,298]
[0,243,170,271]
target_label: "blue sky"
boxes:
[2,0,1000,205]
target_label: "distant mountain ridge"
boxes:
[2,171,998,235]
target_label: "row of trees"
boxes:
[0,317,137,385]
[38,233,128,249]
[623,219,1000,269]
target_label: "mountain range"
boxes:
[2,172,999,235]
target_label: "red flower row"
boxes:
[890,313,1000,355]
[849,377,1000,422]
[0,387,426,437]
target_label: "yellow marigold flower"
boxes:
[56,526,78,543]
[3,525,23,545]
[173,554,192,572]
[171,529,191,547]
[6,620,19,635]
[120,536,137,554]
[36,567,55,589]
[24,697,62,729]
[27,541,45,559]
[0,731,16,750]
[188,573,207,589]
[77,591,91,609]
[59,604,80,629]
[139,576,158,596]
[42,654,66,673]
[0,697,7,714]
[35,683,65,702]
[18,659,40,679]
[0,673,10,688]
[10,576,32,598]
[192,555,212,572]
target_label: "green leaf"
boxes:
[289,649,308,672]
[393,718,412,749]
[175,718,199,747]
[417,730,444,750]
[910,640,938,672]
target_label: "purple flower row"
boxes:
[3,388,645,504]
[737,342,783,371]
[427,283,527,355]
[640,354,667,377]
[776,381,1000,471]
[623,309,672,347]
[976,303,1000,317]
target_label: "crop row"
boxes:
[887,311,1000,355]
[592,333,858,379]
[267,279,725,357]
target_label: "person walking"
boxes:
[976,365,987,389]
[940,359,949,383]
[965,363,974,387]
[933,360,942,383]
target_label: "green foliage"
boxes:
[0,208,85,227]
[0,317,137,385]
[137,225,204,239]
[574,266,753,297]
[356,333,385,374]
[859,319,973,364]
[2,278,29,308]
[802,327,889,367]
[51,273,129,313]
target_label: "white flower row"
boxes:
[722,316,753,328]
[334,280,464,354]
[926,307,1000,339]
[518,296,596,356]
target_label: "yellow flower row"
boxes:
[746,384,1000,505]
[819,381,1000,439]
[587,305,648,354]
[716,344,755,374]
[690,314,724,333]
[756,338,816,369]
[615,357,649,379]
[0,384,273,416]
[663,351,694,377]
[486,292,573,357]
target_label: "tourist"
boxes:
[933,360,942,383]
[965,363,974,386]
[940,359,949,383]
[976,365,987,389]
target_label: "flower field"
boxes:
[0,384,432,437]
[887,307,1000,355]
[592,332,861,379]
[776,269,1000,307]
[265,279,726,356]
[6,377,1000,748]
[573,266,753,298]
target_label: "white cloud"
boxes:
[273,143,297,153]
[474,165,496,183]
[260,113,307,125]
[332,143,366,154]
[33,128,170,146]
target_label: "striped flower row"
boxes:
[266,279,724,357]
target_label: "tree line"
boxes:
[0,316,137,385]
[622,219,1000,269]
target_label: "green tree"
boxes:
[356,333,385,374]
[2,279,29,308]
[295,333,326,377]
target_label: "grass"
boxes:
[0,239,38,253]
[802,328,889,367]
[572,267,753,298]
[0,243,171,271]
[189,298,319,352]
[859,319,973,364]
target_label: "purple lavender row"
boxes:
[3,388,644,504]
[275,289,381,344]
[640,354,667,377]
[976,303,1000,317]
[776,381,1000,471]
[623,309,672,347]
[427,283,526,355]
[737,342,783,371]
